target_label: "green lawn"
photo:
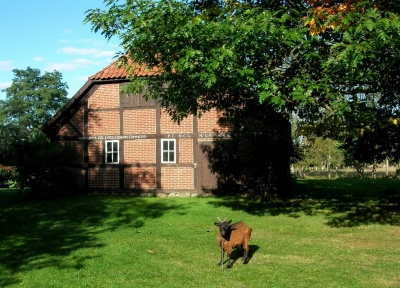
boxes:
[1,178,399,287]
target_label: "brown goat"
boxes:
[214,217,252,268]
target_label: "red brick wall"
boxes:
[179,139,193,164]
[160,110,193,134]
[57,81,234,192]
[67,141,84,164]
[124,167,156,189]
[57,123,78,137]
[198,109,231,133]
[70,107,84,134]
[88,141,103,164]
[88,111,120,136]
[123,109,156,134]
[161,167,194,189]
[88,167,119,189]
[124,139,156,164]
[88,84,120,109]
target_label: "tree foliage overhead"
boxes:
[86,0,399,122]
[85,0,315,121]
[0,67,69,146]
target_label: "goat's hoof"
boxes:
[226,264,232,269]
[217,262,223,266]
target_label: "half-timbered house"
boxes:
[41,60,230,196]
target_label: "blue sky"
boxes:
[0,0,121,100]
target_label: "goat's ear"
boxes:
[227,220,232,225]
[214,222,219,226]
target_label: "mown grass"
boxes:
[0,178,399,287]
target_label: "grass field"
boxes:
[0,178,399,287]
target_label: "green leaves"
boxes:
[86,0,400,164]
[0,67,69,147]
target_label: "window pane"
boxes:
[113,142,118,151]
[163,141,168,150]
[163,152,168,162]
[107,142,112,151]
[113,152,118,162]
[169,152,174,161]
[107,153,112,163]
[169,141,174,150]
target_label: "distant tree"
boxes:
[0,67,69,154]
[292,134,344,179]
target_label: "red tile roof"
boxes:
[89,58,159,80]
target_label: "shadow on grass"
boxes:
[0,190,183,287]
[218,245,259,267]
[207,178,400,228]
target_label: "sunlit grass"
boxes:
[0,179,399,287]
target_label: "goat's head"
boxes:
[214,217,232,237]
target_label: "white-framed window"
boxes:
[161,139,176,163]
[105,140,119,164]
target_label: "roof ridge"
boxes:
[89,57,158,80]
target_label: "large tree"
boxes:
[86,0,310,199]
[0,67,69,149]
[85,0,400,195]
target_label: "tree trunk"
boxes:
[327,156,331,180]
[301,167,306,179]
[355,163,364,179]
[386,158,389,177]
[372,163,377,179]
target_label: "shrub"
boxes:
[0,165,17,188]
[8,132,78,198]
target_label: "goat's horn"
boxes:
[216,217,222,222]
[223,217,227,222]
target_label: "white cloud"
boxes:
[64,29,72,34]
[0,82,12,90]
[78,39,103,46]
[0,60,14,71]
[33,56,45,62]
[75,76,90,81]
[45,58,103,72]
[94,50,117,58]
[45,62,76,72]
[59,39,70,43]
[70,58,102,66]
[58,46,116,58]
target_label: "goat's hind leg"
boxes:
[242,244,250,264]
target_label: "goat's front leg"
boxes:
[217,242,224,266]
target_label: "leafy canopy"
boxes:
[85,0,318,121]
[85,0,400,166]
[85,0,399,119]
